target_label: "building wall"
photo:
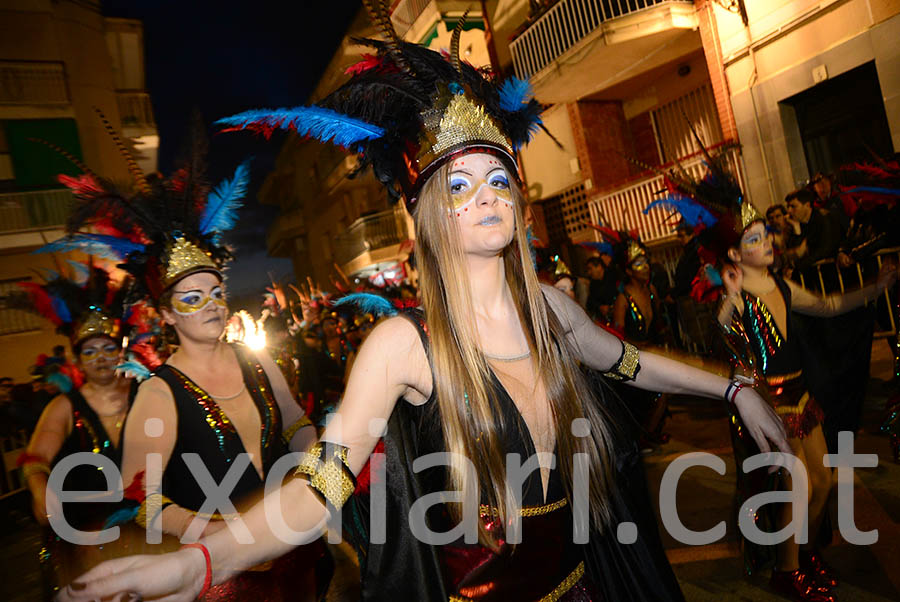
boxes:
[706,0,900,208]
[518,104,581,199]
[0,1,131,183]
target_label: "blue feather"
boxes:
[36,234,145,260]
[216,106,385,148]
[50,295,71,324]
[34,268,59,282]
[103,505,139,529]
[334,292,398,318]
[200,160,251,241]
[644,195,718,228]
[116,359,152,382]
[46,371,73,394]
[580,241,615,257]
[703,264,723,287]
[66,260,90,285]
[499,77,534,112]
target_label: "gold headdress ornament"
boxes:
[625,239,646,265]
[217,0,550,209]
[162,237,219,291]
[740,199,763,231]
[74,307,119,345]
[554,257,571,277]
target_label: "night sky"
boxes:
[101,0,361,299]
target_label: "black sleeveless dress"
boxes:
[40,388,128,600]
[343,310,684,601]
[148,343,329,601]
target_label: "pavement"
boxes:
[2,340,898,601]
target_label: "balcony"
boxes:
[116,91,156,132]
[390,0,479,43]
[587,144,745,244]
[0,189,72,233]
[334,206,412,276]
[509,0,698,103]
[0,61,69,105]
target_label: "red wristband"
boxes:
[181,543,212,599]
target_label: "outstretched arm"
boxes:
[57,315,424,602]
[787,262,896,317]
[23,395,71,526]
[542,284,790,456]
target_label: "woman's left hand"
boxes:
[733,387,791,471]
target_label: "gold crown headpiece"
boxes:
[160,236,220,292]
[73,307,119,346]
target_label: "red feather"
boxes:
[585,223,622,243]
[345,54,393,76]
[354,439,385,495]
[17,282,62,326]
[58,173,103,196]
[124,470,146,502]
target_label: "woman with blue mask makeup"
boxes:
[17,265,133,597]
[53,156,329,601]
[58,7,793,601]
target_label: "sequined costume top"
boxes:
[622,289,657,345]
[731,276,823,439]
[53,388,125,530]
[153,343,287,511]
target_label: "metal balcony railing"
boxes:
[588,144,746,244]
[0,60,69,104]
[334,206,410,267]
[510,0,692,80]
[116,91,156,130]
[0,189,72,233]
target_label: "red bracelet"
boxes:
[181,543,212,599]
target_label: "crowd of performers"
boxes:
[11,6,900,602]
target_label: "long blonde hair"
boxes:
[414,161,619,545]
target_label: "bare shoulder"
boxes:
[132,375,176,416]
[366,314,423,353]
[42,394,73,422]
[540,282,583,333]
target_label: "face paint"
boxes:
[629,256,650,274]
[171,285,227,316]
[80,341,120,363]
[740,230,766,251]
[448,168,513,212]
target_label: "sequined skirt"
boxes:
[766,372,824,440]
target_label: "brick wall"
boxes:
[695,0,739,142]
[628,112,661,168]
[566,100,637,192]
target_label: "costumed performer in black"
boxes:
[646,146,896,601]
[53,154,327,600]
[17,262,133,599]
[58,6,791,601]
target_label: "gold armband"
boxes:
[603,340,641,382]
[22,462,51,480]
[135,493,173,529]
[294,442,356,509]
[282,415,313,444]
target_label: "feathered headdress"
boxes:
[835,159,900,219]
[586,223,646,266]
[16,263,128,348]
[642,142,761,255]
[217,3,548,209]
[29,112,250,301]
[44,160,250,300]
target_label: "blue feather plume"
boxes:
[36,234,145,260]
[703,264,723,288]
[200,160,251,242]
[103,504,139,529]
[644,195,718,228]
[498,77,534,112]
[50,295,71,324]
[116,358,152,382]
[334,292,397,318]
[580,241,615,257]
[66,260,90,285]
[215,106,385,148]
[46,371,73,394]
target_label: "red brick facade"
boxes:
[695,0,739,142]
[566,100,638,193]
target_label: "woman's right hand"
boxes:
[56,546,206,602]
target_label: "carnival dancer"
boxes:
[52,154,328,600]
[17,264,133,598]
[646,146,897,601]
[58,5,790,601]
